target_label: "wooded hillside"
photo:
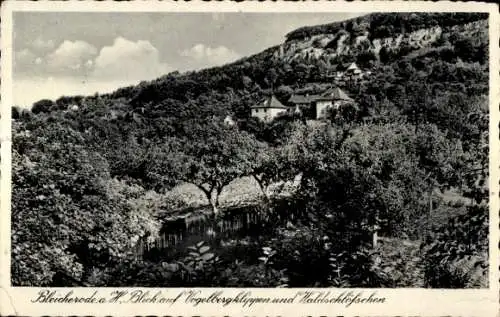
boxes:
[12,12,489,288]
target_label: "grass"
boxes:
[437,188,471,205]
[163,175,301,212]
[164,176,263,210]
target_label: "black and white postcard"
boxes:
[0,1,498,316]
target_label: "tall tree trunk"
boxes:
[262,186,270,202]
[210,203,218,215]
[254,176,270,203]
[208,193,219,216]
[198,186,220,217]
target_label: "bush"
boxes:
[12,106,20,119]
[356,50,377,69]
[422,204,488,288]
[31,99,55,114]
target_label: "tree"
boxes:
[12,106,20,119]
[356,51,377,69]
[250,143,297,203]
[401,77,433,132]
[281,123,386,262]
[291,120,466,246]
[423,204,488,288]
[274,85,294,105]
[379,46,396,64]
[344,123,448,238]
[11,122,160,286]
[453,35,488,64]
[265,68,278,89]
[461,128,488,204]
[32,99,55,114]
[149,119,259,215]
[327,103,360,126]
[294,63,311,85]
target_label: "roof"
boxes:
[316,87,354,102]
[345,63,362,74]
[251,95,288,109]
[346,62,359,71]
[336,62,360,72]
[289,94,319,104]
[347,63,358,69]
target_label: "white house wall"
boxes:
[251,108,287,122]
[316,101,332,119]
[316,101,344,119]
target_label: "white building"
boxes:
[315,87,354,119]
[224,115,236,127]
[251,95,288,122]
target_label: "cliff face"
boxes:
[274,19,488,64]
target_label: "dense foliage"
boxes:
[11,12,489,287]
[285,12,488,41]
[423,204,488,288]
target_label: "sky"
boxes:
[13,12,363,108]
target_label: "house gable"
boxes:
[315,87,354,119]
[250,95,288,122]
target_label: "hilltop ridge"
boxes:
[277,18,487,64]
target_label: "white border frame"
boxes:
[1,1,499,316]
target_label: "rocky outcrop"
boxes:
[274,18,487,64]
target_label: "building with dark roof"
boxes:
[315,87,355,119]
[288,87,355,120]
[327,62,370,85]
[250,95,289,122]
[289,94,316,105]
[289,93,319,118]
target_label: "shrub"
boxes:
[422,204,488,288]
[31,99,55,114]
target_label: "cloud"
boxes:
[13,37,173,106]
[15,49,36,65]
[31,37,55,52]
[180,44,240,67]
[91,37,170,81]
[46,40,97,72]
[14,49,44,75]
